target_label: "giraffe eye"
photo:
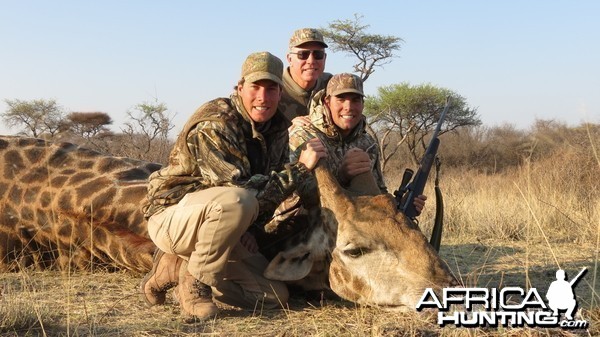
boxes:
[343,247,368,258]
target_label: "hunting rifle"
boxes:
[394,96,451,251]
[569,267,587,287]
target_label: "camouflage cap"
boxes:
[289,28,328,49]
[326,73,364,97]
[241,52,283,86]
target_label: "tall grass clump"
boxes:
[0,280,56,335]
[414,123,599,245]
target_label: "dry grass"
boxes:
[1,127,598,336]
[1,242,598,336]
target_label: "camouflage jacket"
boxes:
[278,67,332,126]
[288,89,387,208]
[143,93,310,228]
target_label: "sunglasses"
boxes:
[290,50,326,60]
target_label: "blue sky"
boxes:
[1,1,598,136]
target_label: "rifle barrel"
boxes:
[432,96,451,138]
[569,267,587,286]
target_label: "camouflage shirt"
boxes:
[288,89,387,208]
[278,67,333,126]
[143,93,310,228]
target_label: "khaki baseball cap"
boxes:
[289,28,328,49]
[241,52,283,86]
[326,73,364,97]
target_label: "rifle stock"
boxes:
[399,139,439,218]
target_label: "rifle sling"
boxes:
[430,157,444,252]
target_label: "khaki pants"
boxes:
[147,186,288,309]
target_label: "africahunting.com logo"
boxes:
[416,268,589,329]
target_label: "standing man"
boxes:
[140,52,327,320]
[279,28,333,128]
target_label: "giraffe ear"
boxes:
[264,247,313,281]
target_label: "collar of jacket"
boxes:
[283,68,333,100]
[283,67,312,100]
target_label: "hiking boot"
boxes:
[139,249,182,306]
[174,271,218,320]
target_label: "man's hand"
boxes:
[288,116,311,132]
[413,194,427,215]
[339,148,371,184]
[297,137,328,170]
[240,231,259,254]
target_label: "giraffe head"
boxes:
[315,164,459,309]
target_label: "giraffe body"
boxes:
[0,136,457,309]
[0,136,158,272]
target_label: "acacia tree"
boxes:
[120,100,175,163]
[365,83,481,168]
[321,16,480,169]
[62,111,114,151]
[65,112,113,138]
[2,98,65,138]
[321,14,403,82]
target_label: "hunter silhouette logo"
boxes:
[546,268,587,321]
[416,267,589,329]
